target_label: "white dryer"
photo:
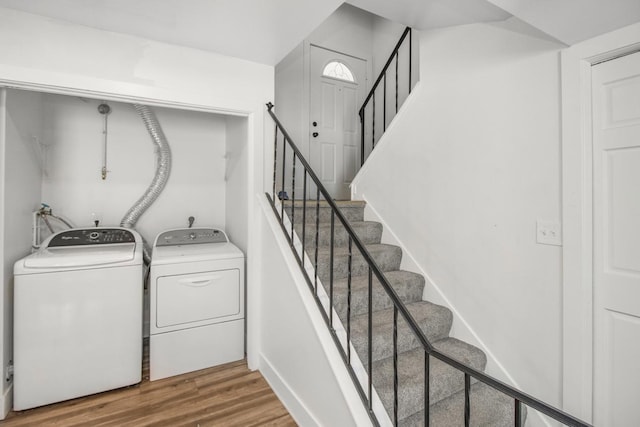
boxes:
[13,227,143,411]
[149,228,245,381]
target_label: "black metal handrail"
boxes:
[359,27,412,166]
[266,102,591,427]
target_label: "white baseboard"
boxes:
[1,383,12,420]
[259,354,321,427]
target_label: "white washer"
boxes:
[13,227,143,411]
[149,228,245,381]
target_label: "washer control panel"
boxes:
[48,228,136,247]
[156,228,228,246]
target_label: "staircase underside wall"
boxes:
[257,196,372,427]
[351,22,568,426]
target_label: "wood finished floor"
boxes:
[1,342,297,427]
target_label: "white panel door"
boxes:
[309,45,366,200]
[592,51,640,427]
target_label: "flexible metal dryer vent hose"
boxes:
[120,104,172,264]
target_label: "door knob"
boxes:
[312,132,319,138]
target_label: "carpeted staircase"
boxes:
[288,200,521,426]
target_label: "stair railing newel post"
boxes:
[264,103,592,427]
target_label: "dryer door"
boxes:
[155,269,240,328]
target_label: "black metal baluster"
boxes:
[464,373,471,427]
[368,266,373,409]
[425,351,430,427]
[515,399,522,427]
[372,94,376,150]
[291,154,296,242]
[280,137,286,222]
[329,210,335,327]
[313,188,320,296]
[383,73,387,132]
[393,306,398,426]
[301,171,307,268]
[395,51,399,113]
[272,125,278,201]
[409,28,412,95]
[360,110,365,166]
[347,236,352,363]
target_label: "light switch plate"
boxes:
[537,220,562,246]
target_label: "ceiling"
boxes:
[485,0,640,45]
[0,0,637,65]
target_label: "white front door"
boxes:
[592,50,640,426]
[309,45,366,200]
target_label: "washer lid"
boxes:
[22,243,137,269]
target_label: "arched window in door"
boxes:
[322,61,356,83]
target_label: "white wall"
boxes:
[0,88,45,414]
[257,197,371,427]
[40,94,228,245]
[366,17,418,150]
[275,4,418,180]
[0,7,273,417]
[225,116,250,254]
[352,19,565,420]
[275,4,376,152]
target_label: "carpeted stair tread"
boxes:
[350,301,453,364]
[283,199,366,208]
[285,200,365,223]
[329,270,425,319]
[315,244,402,281]
[399,381,521,427]
[373,338,487,421]
[294,220,382,248]
[287,197,519,426]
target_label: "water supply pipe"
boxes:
[120,104,172,263]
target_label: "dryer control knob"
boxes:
[89,232,100,240]
[189,232,196,240]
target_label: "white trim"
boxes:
[0,383,12,420]
[561,22,640,422]
[259,354,323,427]
[0,88,7,421]
[303,40,373,184]
[0,79,251,116]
